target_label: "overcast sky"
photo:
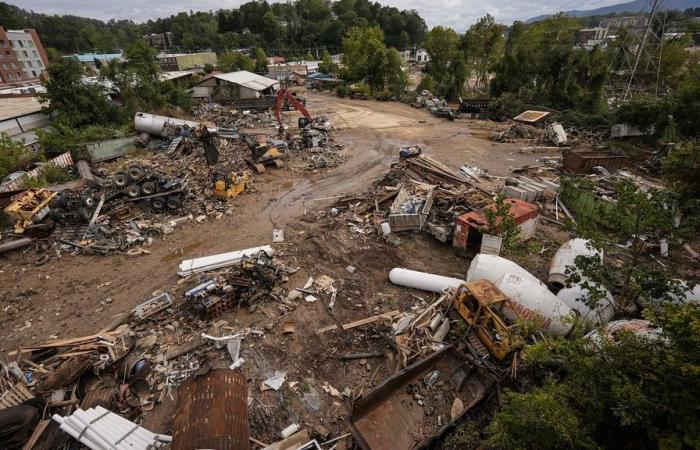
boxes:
[9,0,624,30]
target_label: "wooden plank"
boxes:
[316,310,400,334]
[8,331,122,356]
[21,419,50,450]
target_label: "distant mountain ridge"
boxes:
[526,0,700,23]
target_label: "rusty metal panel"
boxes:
[349,346,492,450]
[171,369,249,450]
[466,280,509,306]
[563,150,627,174]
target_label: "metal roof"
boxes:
[71,53,123,63]
[213,71,279,91]
[0,96,44,121]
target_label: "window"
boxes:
[18,40,23,47]
[27,60,32,67]
[2,63,7,69]
[31,70,36,77]
[10,62,16,69]
[8,73,13,80]
[0,39,5,46]
[33,50,38,57]
[9,41,14,47]
[0,74,3,82]
[22,50,28,57]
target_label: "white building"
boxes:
[415,49,430,64]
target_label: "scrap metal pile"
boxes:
[0,247,292,448]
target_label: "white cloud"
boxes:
[9,0,623,29]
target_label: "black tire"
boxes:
[114,172,129,187]
[166,196,182,210]
[128,165,145,181]
[82,196,95,208]
[126,184,141,198]
[141,181,157,195]
[35,254,50,266]
[78,207,93,221]
[151,198,165,209]
[51,207,66,221]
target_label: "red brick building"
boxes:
[0,27,49,85]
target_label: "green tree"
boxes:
[318,50,339,75]
[487,388,597,450]
[38,57,118,129]
[218,51,255,72]
[0,133,29,180]
[484,194,520,252]
[462,14,505,92]
[565,179,693,312]
[423,26,465,99]
[488,303,700,449]
[253,47,269,74]
[341,26,406,95]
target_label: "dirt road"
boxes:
[0,95,539,352]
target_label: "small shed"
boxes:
[453,198,539,249]
[191,71,279,101]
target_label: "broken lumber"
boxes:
[316,310,400,334]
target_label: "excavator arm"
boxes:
[274,88,312,128]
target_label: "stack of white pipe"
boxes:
[178,245,274,276]
[52,406,172,450]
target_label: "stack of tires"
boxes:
[50,189,97,223]
[112,164,183,211]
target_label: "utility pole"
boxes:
[621,0,666,100]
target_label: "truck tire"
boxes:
[166,196,182,210]
[151,198,165,209]
[141,181,157,195]
[114,172,129,187]
[126,184,141,198]
[128,165,145,182]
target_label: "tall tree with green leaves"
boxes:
[462,14,505,92]
[253,47,269,74]
[39,57,118,128]
[341,26,406,95]
[423,26,466,99]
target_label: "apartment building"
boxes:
[0,27,49,84]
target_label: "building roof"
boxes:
[212,71,279,91]
[0,96,44,121]
[161,70,197,81]
[72,53,123,63]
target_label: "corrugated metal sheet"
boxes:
[86,136,136,162]
[171,369,249,450]
[213,71,279,91]
[0,152,73,193]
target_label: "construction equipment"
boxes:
[274,87,330,131]
[450,280,524,360]
[213,170,250,199]
[241,132,286,174]
[4,188,57,233]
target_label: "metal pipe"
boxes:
[0,237,32,255]
[389,268,463,293]
[134,112,201,137]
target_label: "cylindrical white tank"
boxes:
[389,268,463,293]
[556,284,615,325]
[134,112,201,137]
[548,239,602,290]
[466,254,539,285]
[494,273,575,336]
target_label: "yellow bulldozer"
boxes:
[4,188,57,234]
[450,280,524,361]
[212,170,250,200]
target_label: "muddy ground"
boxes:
[0,94,556,444]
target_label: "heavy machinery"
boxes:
[450,280,524,361]
[213,170,250,199]
[112,164,184,210]
[4,188,57,234]
[241,132,287,174]
[274,87,330,131]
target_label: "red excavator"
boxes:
[274,88,330,131]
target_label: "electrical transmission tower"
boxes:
[607,0,668,101]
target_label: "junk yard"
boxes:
[1,1,700,449]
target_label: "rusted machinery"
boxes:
[212,170,249,200]
[240,133,286,174]
[450,280,524,361]
[3,188,57,233]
